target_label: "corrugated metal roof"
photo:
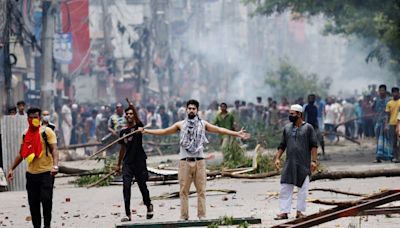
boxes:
[1,116,28,191]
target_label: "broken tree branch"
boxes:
[151,189,237,200]
[58,165,95,175]
[221,170,280,179]
[309,188,367,197]
[86,171,117,188]
[321,131,361,145]
[307,199,362,207]
[311,168,400,181]
[58,142,102,150]
[56,171,108,178]
[334,114,377,131]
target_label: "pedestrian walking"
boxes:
[7,107,59,228]
[274,104,318,220]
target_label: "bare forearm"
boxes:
[50,145,59,166]
[386,113,390,125]
[10,154,23,170]
[217,127,239,137]
[274,149,284,161]
[311,147,318,161]
[144,129,168,135]
[117,149,126,166]
[144,124,181,135]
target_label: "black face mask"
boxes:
[289,115,299,123]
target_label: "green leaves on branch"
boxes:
[265,59,330,101]
[247,0,400,73]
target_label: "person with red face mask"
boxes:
[7,107,59,228]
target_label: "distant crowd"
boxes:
[5,83,399,162]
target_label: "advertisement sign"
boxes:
[53,32,73,64]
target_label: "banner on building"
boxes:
[61,0,90,75]
[53,33,73,64]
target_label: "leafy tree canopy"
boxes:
[247,0,400,72]
[266,59,331,101]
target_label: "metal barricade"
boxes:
[1,116,28,191]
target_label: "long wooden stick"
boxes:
[126,97,132,107]
[221,170,280,179]
[86,170,117,188]
[333,113,377,130]
[87,129,142,159]
[309,188,366,197]
[151,189,237,200]
[322,131,361,145]
[307,199,361,207]
[87,96,140,159]
[58,142,102,150]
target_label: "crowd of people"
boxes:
[5,82,400,226]
[6,83,400,163]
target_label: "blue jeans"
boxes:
[324,123,336,142]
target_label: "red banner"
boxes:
[61,0,90,75]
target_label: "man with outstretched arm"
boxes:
[139,99,250,220]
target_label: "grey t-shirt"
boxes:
[179,120,206,159]
[278,122,318,187]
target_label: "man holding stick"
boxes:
[139,99,250,220]
[115,105,153,222]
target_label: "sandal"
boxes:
[121,216,131,222]
[296,212,305,219]
[274,213,288,220]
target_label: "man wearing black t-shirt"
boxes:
[304,94,325,157]
[115,107,153,222]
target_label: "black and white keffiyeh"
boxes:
[180,116,208,154]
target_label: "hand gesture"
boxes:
[138,127,145,134]
[7,170,14,181]
[274,159,281,170]
[237,128,250,140]
[310,161,318,173]
[51,166,59,176]
[114,164,121,174]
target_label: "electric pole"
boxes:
[101,0,115,103]
[40,0,55,111]
[3,0,13,112]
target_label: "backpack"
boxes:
[22,127,52,156]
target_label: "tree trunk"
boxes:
[311,169,400,181]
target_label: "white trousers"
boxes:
[62,122,71,146]
[279,176,310,213]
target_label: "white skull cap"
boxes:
[290,104,303,113]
